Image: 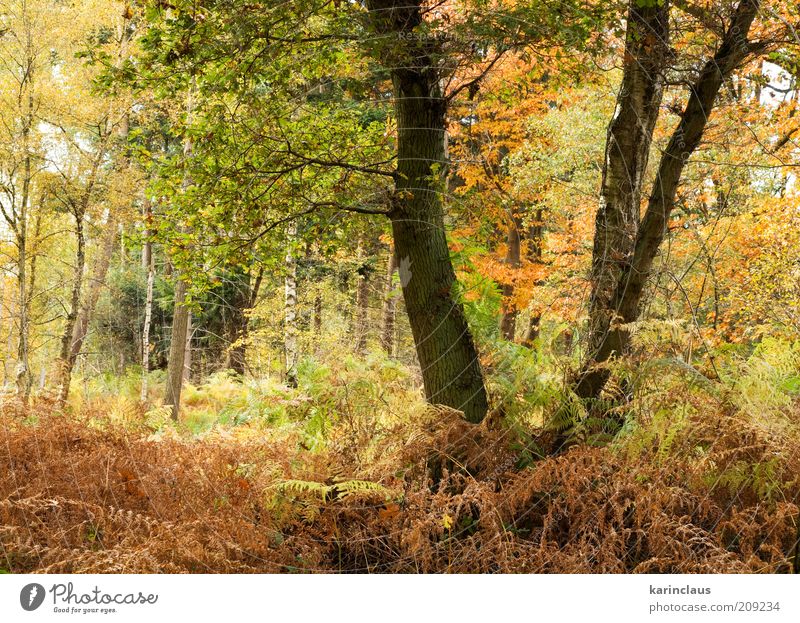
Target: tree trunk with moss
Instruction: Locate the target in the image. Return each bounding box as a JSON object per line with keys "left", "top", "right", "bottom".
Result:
{"left": 165, "top": 277, "right": 190, "bottom": 420}
{"left": 367, "top": 0, "right": 488, "bottom": 422}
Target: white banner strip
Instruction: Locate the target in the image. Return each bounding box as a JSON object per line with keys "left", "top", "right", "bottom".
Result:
{"left": 1, "top": 574, "right": 797, "bottom": 623}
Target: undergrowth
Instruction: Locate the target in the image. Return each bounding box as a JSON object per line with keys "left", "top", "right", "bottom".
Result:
{"left": 1, "top": 345, "right": 799, "bottom": 573}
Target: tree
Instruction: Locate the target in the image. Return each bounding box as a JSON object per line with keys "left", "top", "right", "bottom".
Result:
{"left": 576, "top": 0, "right": 768, "bottom": 400}
{"left": 122, "top": 0, "right": 605, "bottom": 422}
{"left": 53, "top": 10, "right": 136, "bottom": 404}
{"left": 163, "top": 86, "right": 195, "bottom": 420}
{"left": 284, "top": 221, "right": 299, "bottom": 387}
{"left": 141, "top": 196, "right": 155, "bottom": 400}
{"left": 575, "top": 0, "right": 671, "bottom": 398}
{"left": 0, "top": 0, "right": 52, "bottom": 399}
{"left": 381, "top": 246, "right": 398, "bottom": 355}
{"left": 362, "top": 0, "right": 601, "bottom": 419}
{"left": 0, "top": 0, "right": 126, "bottom": 400}
{"left": 361, "top": 0, "right": 490, "bottom": 421}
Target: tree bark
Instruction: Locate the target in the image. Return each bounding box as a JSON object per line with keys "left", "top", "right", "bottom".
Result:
{"left": 576, "top": 0, "right": 671, "bottom": 398}
{"left": 141, "top": 236, "right": 154, "bottom": 401}
{"left": 576, "top": 0, "right": 760, "bottom": 399}
{"left": 165, "top": 277, "right": 190, "bottom": 420}
{"left": 183, "top": 311, "right": 193, "bottom": 382}
{"left": 367, "top": 0, "right": 489, "bottom": 422}
{"left": 55, "top": 210, "right": 85, "bottom": 403}
{"left": 381, "top": 248, "right": 398, "bottom": 356}
{"left": 164, "top": 86, "right": 196, "bottom": 420}
{"left": 141, "top": 194, "right": 155, "bottom": 401}
{"left": 355, "top": 255, "right": 371, "bottom": 354}
{"left": 521, "top": 209, "right": 545, "bottom": 347}
{"left": 500, "top": 211, "right": 521, "bottom": 341}
{"left": 15, "top": 188, "right": 29, "bottom": 401}
{"left": 0, "top": 276, "right": 5, "bottom": 385}
{"left": 15, "top": 76, "right": 35, "bottom": 402}
{"left": 5, "top": 289, "right": 14, "bottom": 387}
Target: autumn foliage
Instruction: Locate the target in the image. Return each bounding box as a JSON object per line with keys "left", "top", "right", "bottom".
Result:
{"left": 1, "top": 0, "right": 800, "bottom": 577}
{"left": 2, "top": 365, "right": 798, "bottom": 573}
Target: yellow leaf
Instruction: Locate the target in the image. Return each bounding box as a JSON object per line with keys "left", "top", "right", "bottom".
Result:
{"left": 442, "top": 513, "right": 453, "bottom": 530}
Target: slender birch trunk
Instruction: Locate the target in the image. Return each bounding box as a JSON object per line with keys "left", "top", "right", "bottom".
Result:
{"left": 284, "top": 221, "right": 299, "bottom": 387}
{"left": 55, "top": 209, "right": 85, "bottom": 403}
{"left": 15, "top": 75, "right": 34, "bottom": 402}
{"left": 141, "top": 239, "right": 154, "bottom": 401}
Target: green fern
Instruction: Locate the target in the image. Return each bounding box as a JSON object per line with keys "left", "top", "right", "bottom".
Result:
{"left": 144, "top": 405, "right": 173, "bottom": 432}
{"left": 270, "top": 478, "right": 390, "bottom": 502}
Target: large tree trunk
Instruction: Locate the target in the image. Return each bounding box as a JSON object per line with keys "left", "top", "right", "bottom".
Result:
{"left": 576, "top": 0, "right": 760, "bottom": 399}
{"left": 367, "top": 0, "right": 488, "bottom": 423}
{"left": 575, "top": 0, "right": 671, "bottom": 398}
{"left": 576, "top": 0, "right": 671, "bottom": 397}
{"left": 500, "top": 211, "right": 521, "bottom": 341}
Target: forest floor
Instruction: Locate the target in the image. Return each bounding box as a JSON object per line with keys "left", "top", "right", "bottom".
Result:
{"left": 1, "top": 363, "right": 800, "bottom": 573}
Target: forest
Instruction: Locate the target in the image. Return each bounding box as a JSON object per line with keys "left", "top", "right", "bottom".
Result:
{"left": 0, "top": 0, "right": 799, "bottom": 574}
